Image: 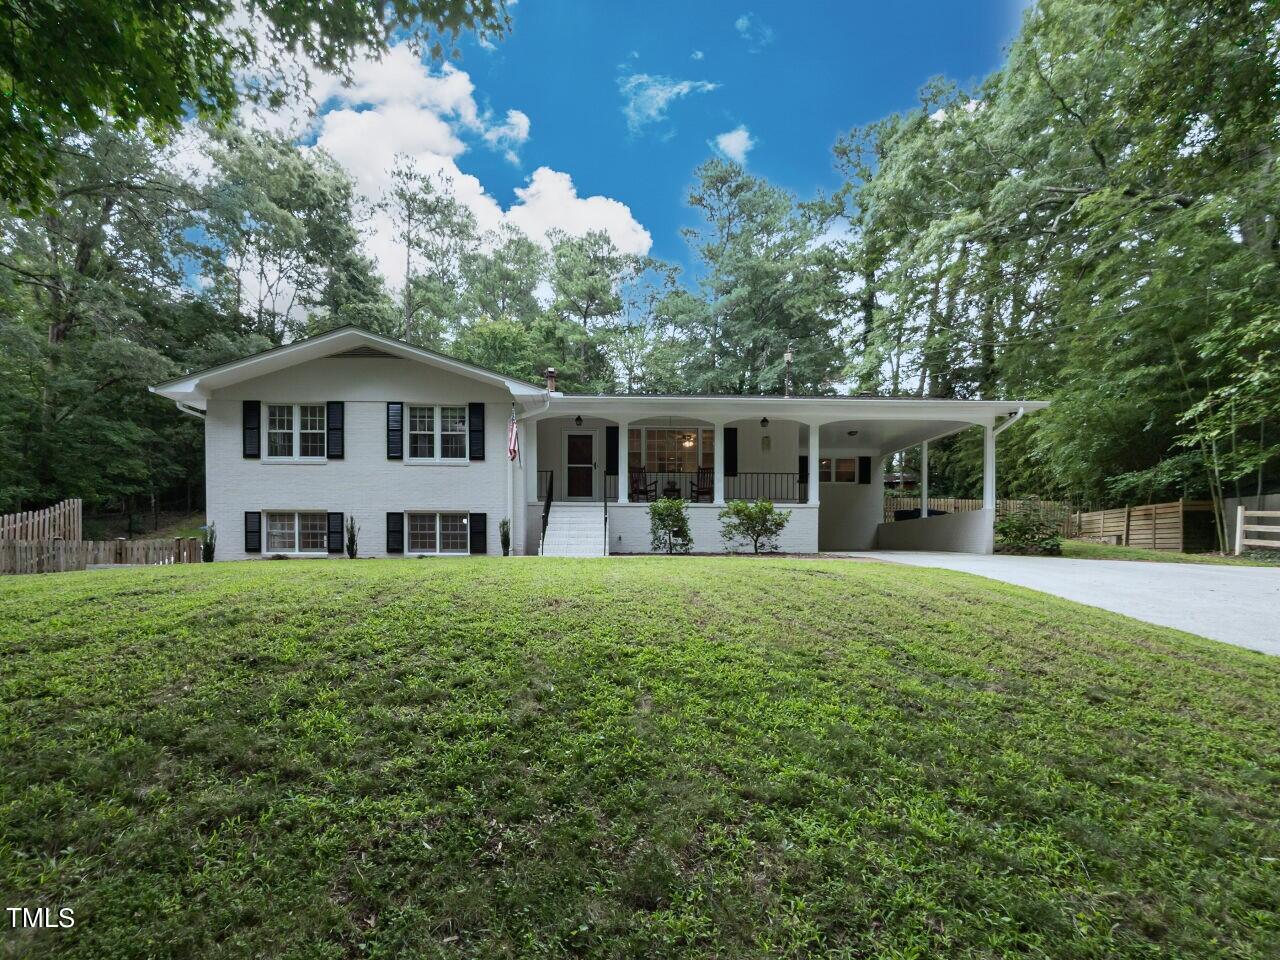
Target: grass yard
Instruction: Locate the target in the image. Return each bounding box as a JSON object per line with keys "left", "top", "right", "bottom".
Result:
{"left": 1061, "top": 538, "right": 1280, "bottom": 567}
{"left": 1, "top": 558, "right": 1278, "bottom": 959}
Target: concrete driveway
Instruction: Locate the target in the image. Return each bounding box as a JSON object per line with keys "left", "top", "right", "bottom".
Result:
{"left": 840, "top": 551, "right": 1280, "bottom": 655}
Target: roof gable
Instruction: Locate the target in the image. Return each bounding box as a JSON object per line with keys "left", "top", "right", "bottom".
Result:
{"left": 150, "top": 326, "right": 546, "bottom": 408}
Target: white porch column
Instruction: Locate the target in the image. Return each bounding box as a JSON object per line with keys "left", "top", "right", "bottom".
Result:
{"left": 713, "top": 422, "right": 725, "bottom": 504}
{"left": 982, "top": 423, "right": 996, "bottom": 510}
{"left": 524, "top": 420, "right": 538, "bottom": 502}
{"left": 807, "top": 423, "right": 821, "bottom": 505}
{"left": 616, "top": 420, "right": 629, "bottom": 503}
{"left": 920, "top": 441, "right": 929, "bottom": 518}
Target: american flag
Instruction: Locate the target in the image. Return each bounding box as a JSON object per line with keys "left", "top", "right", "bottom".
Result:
{"left": 507, "top": 412, "right": 519, "bottom": 461}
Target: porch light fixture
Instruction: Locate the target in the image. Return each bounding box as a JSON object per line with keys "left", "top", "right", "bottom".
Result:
{"left": 847, "top": 430, "right": 858, "bottom": 437}
{"left": 760, "top": 417, "right": 769, "bottom": 429}
{"left": 574, "top": 415, "right": 583, "bottom": 426}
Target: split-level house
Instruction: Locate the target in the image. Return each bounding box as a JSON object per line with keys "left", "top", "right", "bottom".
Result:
{"left": 150, "top": 326, "right": 1047, "bottom": 559}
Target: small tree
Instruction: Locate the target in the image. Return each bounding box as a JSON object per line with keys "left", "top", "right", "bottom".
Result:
{"left": 200, "top": 522, "right": 216, "bottom": 563}
{"left": 718, "top": 499, "right": 791, "bottom": 554}
{"left": 345, "top": 516, "right": 360, "bottom": 559}
{"left": 499, "top": 517, "right": 511, "bottom": 556}
{"left": 649, "top": 498, "right": 693, "bottom": 554}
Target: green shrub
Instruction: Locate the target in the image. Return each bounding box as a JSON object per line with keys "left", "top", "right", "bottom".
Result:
{"left": 719, "top": 499, "right": 792, "bottom": 553}
{"left": 200, "top": 522, "right": 216, "bottom": 562}
{"left": 344, "top": 516, "right": 359, "bottom": 559}
{"left": 499, "top": 518, "right": 511, "bottom": 556}
{"left": 995, "top": 509, "right": 1062, "bottom": 555}
{"left": 649, "top": 498, "right": 693, "bottom": 554}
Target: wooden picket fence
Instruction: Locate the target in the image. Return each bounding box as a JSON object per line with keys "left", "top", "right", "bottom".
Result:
{"left": 1073, "top": 499, "right": 1216, "bottom": 552}
{"left": 884, "top": 497, "right": 1075, "bottom": 533}
{"left": 0, "top": 498, "right": 82, "bottom": 541}
{"left": 0, "top": 537, "right": 203, "bottom": 575}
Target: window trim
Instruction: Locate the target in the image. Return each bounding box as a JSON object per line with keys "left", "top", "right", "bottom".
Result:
{"left": 405, "top": 404, "right": 469, "bottom": 463}
{"left": 404, "top": 510, "right": 471, "bottom": 555}
{"left": 263, "top": 403, "right": 328, "bottom": 462}
{"left": 263, "top": 510, "right": 330, "bottom": 555}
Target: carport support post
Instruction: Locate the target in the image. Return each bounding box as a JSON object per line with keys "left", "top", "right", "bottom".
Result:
{"left": 713, "top": 422, "right": 725, "bottom": 504}
{"left": 920, "top": 441, "right": 929, "bottom": 518}
{"left": 617, "top": 419, "right": 629, "bottom": 503}
{"left": 807, "top": 424, "right": 820, "bottom": 505}
{"left": 982, "top": 423, "right": 996, "bottom": 510}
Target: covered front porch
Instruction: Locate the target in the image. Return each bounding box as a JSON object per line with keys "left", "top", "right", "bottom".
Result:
{"left": 517, "top": 396, "right": 1041, "bottom": 556}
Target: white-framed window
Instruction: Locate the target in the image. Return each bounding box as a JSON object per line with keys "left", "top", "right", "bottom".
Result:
{"left": 265, "top": 403, "right": 326, "bottom": 460}
{"left": 833, "top": 457, "right": 858, "bottom": 483}
{"left": 265, "top": 511, "right": 327, "bottom": 553}
{"left": 406, "top": 405, "right": 468, "bottom": 461}
{"left": 406, "top": 511, "right": 469, "bottom": 554}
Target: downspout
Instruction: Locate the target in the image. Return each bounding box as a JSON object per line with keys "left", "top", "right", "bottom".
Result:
{"left": 514, "top": 395, "right": 552, "bottom": 556}
{"left": 993, "top": 405, "right": 1025, "bottom": 436}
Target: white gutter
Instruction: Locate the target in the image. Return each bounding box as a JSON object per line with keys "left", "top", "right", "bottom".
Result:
{"left": 174, "top": 401, "right": 206, "bottom": 420}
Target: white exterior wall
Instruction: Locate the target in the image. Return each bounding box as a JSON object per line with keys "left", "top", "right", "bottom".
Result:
{"left": 875, "top": 509, "right": 995, "bottom": 554}
{"left": 206, "top": 357, "right": 520, "bottom": 559}
{"left": 607, "top": 502, "right": 819, "bottom": 554}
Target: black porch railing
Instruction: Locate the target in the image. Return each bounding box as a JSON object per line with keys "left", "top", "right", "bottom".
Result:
{"left": 539, "top": 470, "right": 807, "bottom": 503}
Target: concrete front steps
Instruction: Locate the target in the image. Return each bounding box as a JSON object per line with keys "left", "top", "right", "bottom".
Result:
{"left": 541, "top": 503, "right": 607, "bottom": 557}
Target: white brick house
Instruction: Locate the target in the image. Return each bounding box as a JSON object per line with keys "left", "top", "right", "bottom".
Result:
{"left": 151, "top": 327, "right": 1047, "bottom": 558}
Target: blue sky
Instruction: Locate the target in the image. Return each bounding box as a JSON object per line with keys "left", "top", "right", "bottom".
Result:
{"left": 251, "top": 1, "right": 1031, "bottom": 287}
{"left": 454, "top": 1, "right": 1030, "bottom": 267}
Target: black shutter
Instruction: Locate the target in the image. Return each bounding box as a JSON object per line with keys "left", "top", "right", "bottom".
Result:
{"left": 858, "top": 456, "right": 872, "bottom": 484}
{"left": 798, "top": 455, "right": 808, "bottom": 486}
{"left": 469, "top": 513, "right": 487, "bottom": 554}
{"left": 244, "top": 511, "right": 261, "bottom": 553}
{"left": 386, "top": 512, "right": 404, "bottom": 553}
{"left": 326, "top": 402, "right": 344, "bottom": 460}
{"left": 242, "top": 401, "right": 260, "bottom": 459}
{"left": 724, "top": 427, "right": 738, "bottom": 477}
{"left": 386, "top": 403, "right": 403, "bottom": 460}
{"left": 605, "top": 425, "right": 619, "bottom": 476}
{"left": 468, "top": 402, "right": 485, "bottom": 461}
{"left": 327, "top": 512, "right": 343, "bottom": 554}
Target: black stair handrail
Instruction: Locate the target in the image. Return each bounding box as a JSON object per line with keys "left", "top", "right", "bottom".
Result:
{"left": 540, "top": 470, "right": 554, "bottom": 553}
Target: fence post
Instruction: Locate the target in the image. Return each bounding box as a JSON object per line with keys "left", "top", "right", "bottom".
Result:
{"left": 1122, "top": 506, "right": 1131, "bottom": 546}
{"left": 1235, "top": 504, "right": 1246, "bottom": 556}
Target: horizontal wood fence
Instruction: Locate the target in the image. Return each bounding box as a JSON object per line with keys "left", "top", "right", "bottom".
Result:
{"left": 883, "top": 497, "right": 1074, "bottom": 533}
{"left": 1073, "top": 499, "right": 1215, "bottom": 552}
{"left": 1234, "top": 506, "right": 1280, "bottom": 554}
{"left": 0, "top": 537, "right": 203, "bottom": 575}
{"left": 0, "top": 498, "right": 82, "bottom": 542}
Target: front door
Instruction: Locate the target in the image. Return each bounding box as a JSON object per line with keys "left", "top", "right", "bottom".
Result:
{"left": 566, "top": 433, "right": 595, "bottom": 499}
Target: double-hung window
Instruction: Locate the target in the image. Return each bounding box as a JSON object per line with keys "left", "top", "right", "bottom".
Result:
{"left": 266, "top": 404, "right": 326, "bottom": 460}
{"left": 406, "top": 512, "right": 469, "bottom": 553}
{"left": 265, "top": 511, "right": 327, "bottom": 553}
{"left": 406, "top": 405, "right": 467, "bottom": 461}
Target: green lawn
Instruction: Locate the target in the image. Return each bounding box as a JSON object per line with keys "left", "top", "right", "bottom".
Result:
{"left": 1062, "top": 538, "right": 1280, "bottom": 567}
{"left": 1, "top": 558, "right": 1277, "bottom": 958}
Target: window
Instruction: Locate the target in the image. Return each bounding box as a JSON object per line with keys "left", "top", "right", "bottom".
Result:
{"left": 409, "top": 406, "right": 435, "bottom": 459}
{"left": 819, "top": 457, "right": 833, "bottom": 480}
{"left": 265, "top": 511, "right": 327, "bottom": 553}
{"left": 408, "top": 512, "right": 437, "bottom": 552}
{"left": 267, "top": 405, "right": 293, "bottom": 458}
{"left": 441, "top": 406, "right": 467, "bottom": 459}
{"left": 834, "top": 458, "right": 858, "bottom": 482}
{"left": 265, "top": 404, "right": 325, "bottom": 460}
{"left": 406, "top": 405, "right": 467, "bottom": 461}
{"left": 406, "top": 512, "right": 469, "bottom": 553}
{"left": 642, "top": 428, "right": 713, "bottom": 474}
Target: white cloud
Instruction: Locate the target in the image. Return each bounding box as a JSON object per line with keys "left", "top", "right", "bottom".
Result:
{"left": 482, "top": 108, "right": 531, "bottom": 164}
{"left": 232, "top": 44, "right": 651, "bottom": 289}
{"left": 691, "top": 49, "right": 704, "bottom": 60}
{"left": 734, "top": 12, "right": 774, "bottom": 52}
{"left": 618, "top": 72, "right": 720, "bottom": 133}
{"left": 507, "top": 168, "right": 652, "bottom": 255}
{"left": 713, "top": 125, "right": 755, "bottom": 164}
